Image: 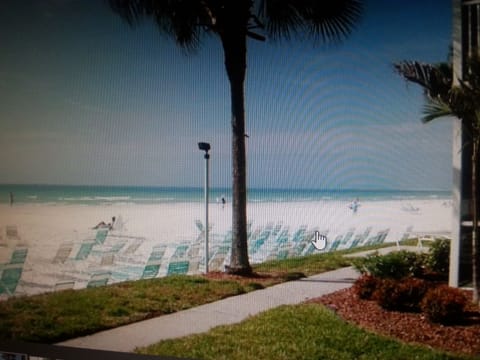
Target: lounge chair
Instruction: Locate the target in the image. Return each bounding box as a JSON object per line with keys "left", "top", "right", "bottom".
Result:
{"left": 101, "top": 253, "right": 115, "bottom": 266}
{"left": 10, "top": 247, "right": 28, "bottom": 264}
{"left": 0, "top": 267, "right": 23, "bottom": 295}
{"left": 87, "top": 271, "right": 111, "bottom": 288}
{"left": 95, "top": 229, "right": 108, "bottom": 245}
{"left": 53, "top": 243, "right": 73, "bottom": 264}
{"left": 123, "top": 239, "right": 143, "bottom": 254}
{"left": 417, "top": 234, "right": 436, "bottom": 248}
{"left": 6, "top": 225, "right": 19, "bottom": 239}
{"left": 142, "top": 264, "right": 160, "bottom": 279}
{"left": 55, "top": 281, "right": 75, "bottom": 291}
{"left": 171, "top": 245, "right": 189, "bottom": 259}
{"left": 75, "top": 242, "right": 95, "bottom": 260}
{"left": 167, "top": 261, "right": 189, "bottom": 275}
{"left": 291, "top": 226, "right": 307, "bottom": 243}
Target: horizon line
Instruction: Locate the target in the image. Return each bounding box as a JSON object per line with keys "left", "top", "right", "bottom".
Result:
{"left": 0, "top": 183, "right": 452, "bottom": 193}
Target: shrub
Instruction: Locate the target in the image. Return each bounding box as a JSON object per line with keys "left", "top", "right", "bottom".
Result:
{"left": 353, "top": 274, "right": 379, "bottom": 300}
{"left": 353, "top": 251, "right": 425, "bottom": 279}
{"left": 425, "top": 239, "right": 450, "bottom": 276}
{"left": 420, "top": 285, "right": 467, "bottom": 324}
{"left": 374, "top": 277, "right": 429, "bottom": 312}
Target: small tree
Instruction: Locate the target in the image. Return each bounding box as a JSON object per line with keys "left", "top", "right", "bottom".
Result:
{"left": 395, "top": 57, "right": 480, "bottom": 304}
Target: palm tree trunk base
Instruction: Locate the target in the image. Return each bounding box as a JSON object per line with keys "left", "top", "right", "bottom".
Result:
{"left": 224, "top": 264, "right": 253, "bottom": 276}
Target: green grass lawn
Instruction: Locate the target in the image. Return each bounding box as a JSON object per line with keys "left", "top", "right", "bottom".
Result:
{"left": 0, "top": 275, "right": 248, "bottom": 343}
{"left": 138, "top": 304, "right": 466, "bottom": 360}
{"left": 254, "top": 251, "right": 353, "bottom": 276}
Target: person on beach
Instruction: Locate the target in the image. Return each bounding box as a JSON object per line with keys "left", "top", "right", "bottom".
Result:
{"left": 9, "top": 192, "right": 14, "bottom": 206}
{"left": 109, "top": 216, "right": 116, "bottom": 230}
{"left": 94, "top": 216, "right": 116, "bottom": 230}
{"left": 221, "top": 196, "right": 226, "bottom": 209}
{"left": 93, "top": 221, "right": 108, "bottom": 229}
{"left": 349, "top": 198, "right": 360, "bottom": 213}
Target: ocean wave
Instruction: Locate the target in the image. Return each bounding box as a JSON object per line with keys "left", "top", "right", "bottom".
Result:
{"left": 59, "top": 197, "right": 96, "bottom": 201}
{"left": 130, "top": 197, "right": 177, "bottom": 202}
{"left": 58, "top": 196, "right": 132, "bottom": 202}
{"left": 94, "top": 196, "right": 131, "bottom": 201}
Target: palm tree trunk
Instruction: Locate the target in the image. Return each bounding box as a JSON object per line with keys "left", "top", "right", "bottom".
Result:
{"left": 473, "top": 138, "right": 480, "bottom": 304}
{"left": 221, "top": 29, "right": 252, "bottom": 275}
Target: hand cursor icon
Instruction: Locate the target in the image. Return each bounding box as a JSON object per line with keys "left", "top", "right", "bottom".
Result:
{"left": 312, "top": 231, "right": 327, "bottom": 251}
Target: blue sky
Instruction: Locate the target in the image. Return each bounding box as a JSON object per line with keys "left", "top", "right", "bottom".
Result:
{"left": 0, "top": 0, "right": 452, "bottom": 190}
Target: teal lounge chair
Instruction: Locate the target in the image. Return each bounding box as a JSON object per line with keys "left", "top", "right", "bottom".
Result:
{"left": 10, "top": 247, "right": 28, "bottom": 264}
{"left": 87, "top": 271, "right": 111, "bottom": 288}
{"left": 167, "top": 261, "right": 189, "bottom": 275}
{"left": 75, "top": 242, "right": 95, "bottom": 260}
{"left": 0, "top": 267, "right": 23, "bottom": 295}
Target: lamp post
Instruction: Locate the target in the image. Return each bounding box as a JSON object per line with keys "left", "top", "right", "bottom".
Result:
{"left": 198, "top": 142, "right": 210, "bottom": 273}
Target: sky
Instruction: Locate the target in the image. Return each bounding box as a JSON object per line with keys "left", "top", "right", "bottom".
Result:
{"left": 0, "top": 0, "right": 453, "bottom": 191}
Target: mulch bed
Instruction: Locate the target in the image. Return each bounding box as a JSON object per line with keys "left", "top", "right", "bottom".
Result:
{"left": 309, "top": 287, "right": 480, "bottom": 357}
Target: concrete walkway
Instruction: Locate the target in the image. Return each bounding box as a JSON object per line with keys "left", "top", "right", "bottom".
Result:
{"left": 58, "top": 266, "right": 359, "bottom": 353}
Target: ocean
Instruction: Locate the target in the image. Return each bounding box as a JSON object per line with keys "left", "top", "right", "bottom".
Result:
{"left": 0, "top": 184, "right": 452, "bottom": 205}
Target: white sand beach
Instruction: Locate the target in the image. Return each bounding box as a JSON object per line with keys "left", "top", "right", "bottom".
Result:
{"left": 0, "top": 199, "right": 451, "bottom": 298}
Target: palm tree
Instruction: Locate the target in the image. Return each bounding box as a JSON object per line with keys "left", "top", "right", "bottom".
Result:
{"left": 108, "top": 0, "right": 363, "bottom": 275}
{"left": 395, "top": 57, "right": 480, "bottom": 303}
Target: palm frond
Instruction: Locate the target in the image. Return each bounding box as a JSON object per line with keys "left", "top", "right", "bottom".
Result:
{"left": 394, "top": 61, "right": 452, "bottom": 100}
{"left": 422, "top": 98, "right": 453, "bottom": 124}
{"left": 108, "top": 0, "right": 213, "bottom": 52}
{"left": 108, "top": 0, "right": 146, "bottom": 25}
{"left": 259, "top": 0, "right": 362, "bottom": 43}
{"left": 257, "top": 0, "right": 302, "bottom": 41}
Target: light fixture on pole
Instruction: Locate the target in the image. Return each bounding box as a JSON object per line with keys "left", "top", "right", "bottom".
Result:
{"left": 198, "top": 142, "right": 210, "bottom": 273}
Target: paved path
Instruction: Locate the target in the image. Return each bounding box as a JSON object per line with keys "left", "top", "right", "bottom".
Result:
{"left": 58, "top": 266, "right": 359, "bottom": 353}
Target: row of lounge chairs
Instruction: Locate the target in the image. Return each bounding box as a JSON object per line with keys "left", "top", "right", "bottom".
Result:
{"left": 48, "top": 219, "right": 399, "bottom": 294}
{"left": 247, "top": 222, "right": 394, "bottom": 262}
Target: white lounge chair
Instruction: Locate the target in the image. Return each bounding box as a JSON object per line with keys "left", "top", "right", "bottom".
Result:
{"left": 417, "top": 234, "right": 436, "bottom": 248}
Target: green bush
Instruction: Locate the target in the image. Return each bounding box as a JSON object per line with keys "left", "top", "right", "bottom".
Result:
{"left": 353, "top": 251, "right": 425, "bottom": 279}
{"left": 420, "top": 285, "right": 467, "bottom": 324}
{"left": 425, "top": 239, "right": 450, "bottom": 276}
{"left": 374, "top": 277, "right": 429, "bottom": 312}
{"left": 353, "top": 274, "right": 379, "bottom": 300}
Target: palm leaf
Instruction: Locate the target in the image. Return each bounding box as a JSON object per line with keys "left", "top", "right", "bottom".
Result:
{"left": 421, "top": 98, "right": 453, "bottom": 124}
{"left": 108, "top": 0, "right": 212, "bottom": 51}
{"left": 394, "top": 61, "right": 452, "bottom": 101}
{"left": 259, "top": 0, "right": 362, "bottom": 43}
